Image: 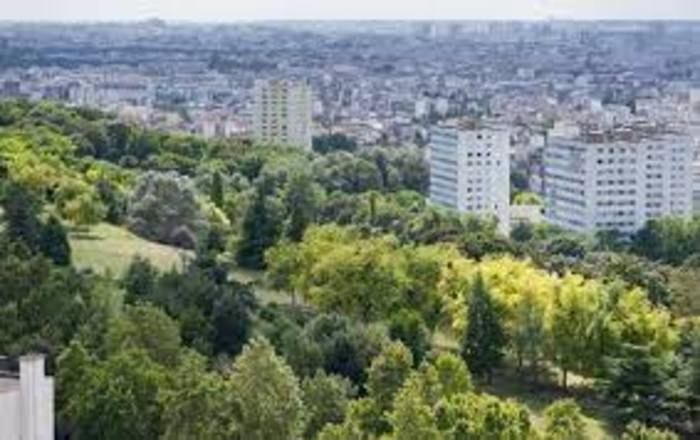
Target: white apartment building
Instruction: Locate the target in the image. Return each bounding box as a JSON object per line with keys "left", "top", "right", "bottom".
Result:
{"left": 252, "top": 79, "right": 312, "bottom": 150}
{"left": 428, "top": 120, "right": 511, "bottom": 234}
{"left": 544, "top": 123, "right": 693, "bottom": 234}
{"left": 0, "top": 355, "right": 54, "bottom": 440}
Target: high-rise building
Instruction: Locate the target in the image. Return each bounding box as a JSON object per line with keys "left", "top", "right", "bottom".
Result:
{"left": 0, "top": 355, "right": 54, "bottom": 440}
{"left": 544, "top": 122, "right": 693, "bottom": 234}
{"left": 428, "top": 119, "right": 511, "bottom": 234}
{"left": 252, "top": 79, "right": 312, "bottom": 150}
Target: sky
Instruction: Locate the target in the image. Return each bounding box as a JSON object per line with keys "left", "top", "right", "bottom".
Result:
{"left": 1, "top": 0, "right": 699, "bottom": 22}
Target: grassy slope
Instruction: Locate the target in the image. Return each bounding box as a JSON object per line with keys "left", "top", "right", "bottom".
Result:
{"left": 70, "top": 223, "right": 293, "bottom": 305}
{"left": 71, "top": 223, "right": 614, "bottom": 437}
{"left": 69, "top": 223, "right": 191, "bottom": 276}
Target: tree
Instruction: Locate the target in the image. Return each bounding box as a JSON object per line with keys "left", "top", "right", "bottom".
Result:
{"left": 366, "top": 341, "right": 414, "bottom": 411}
{"left": 229, "top": 338, "right": 307, "bottom": 440}
{"left": 621, "top": 422, "right": 679, "bottom": 440}
{"left": 390, "top": 375, "right": 441, "bottom": 440}
{"left": 602, "top": 344, "right": 689, "bottom": 428}
{"left": 389, "top": 309, "right": 430, "bottom": 365}
{"left": 461, "top": 273, "right": 506, "bottom": 382}
{"left": 61, "top": 191, "right": 106, "bottom": 228}
{"left": 432, "top": 352, "right": 472, "bottom": 398}
{"left": 1, "top": 182, "right": 42, "bottom": 252}
{"left": 302, "top": 371, "right": 355, "bottom": 439}
{"left": 160, "top": 352, "right": 235, "bottom": 440}
{"left": 210, "top": 286, "right": 255, "bottom": 356}
{"left": 547, "top": 275, "right": 603, "bottom": 389}
{"left": 283, "top": 172, "right": 320, "bottom": 242}
{"left": 122, "top": 256, "right": 158, "bottom": 302}
{"left": 236, "top": 179, "right": 283, "bottom": 269}
{"left": 210, "top": 170, "right": 224, "bottom": 208}
{"left": 105, "top": 303, "right": 182, "bottom": 367}
{"left": 434, "top": 393, "right": 532, "bottom": 439}
{"left": 542, "top": 399, "right": 586, "bottom": 440}
{"left": 127, "top": 171, "right": 208, "bottom": 249}
{"left": 61, "top": 349, "right": 167, "bottom": 440}
{"left": 39, "top": 215, "right": 71, "bottom": 265}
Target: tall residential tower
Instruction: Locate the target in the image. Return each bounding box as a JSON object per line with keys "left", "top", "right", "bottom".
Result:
{"left": 252, "top": 79, "right": 313, "bottom": 150}
{"left": 428, "top": 119, "right": 511, "bottom": 234}
{"left": 544, "top": 122, "right": 693, "bottom": 234}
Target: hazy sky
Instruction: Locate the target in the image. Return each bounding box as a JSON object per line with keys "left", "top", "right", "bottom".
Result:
{"left": 2, "top": 0, "right": 699, "bottom": 22}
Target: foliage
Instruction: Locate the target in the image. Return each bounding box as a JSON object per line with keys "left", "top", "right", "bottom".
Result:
{"left": 229, "top": 337, "right": 307, "bottom": 440}
{"left": 461, "top": 273, "right": 506, "bottom": 381}
{"left": 542, "top": 399, "right": 587, "bottom": 440}
{"left": 127, "top": 171, "right": 208, "bottom": 249}
{"left": 302, "top": 371, "right": 355, "bottom": 439}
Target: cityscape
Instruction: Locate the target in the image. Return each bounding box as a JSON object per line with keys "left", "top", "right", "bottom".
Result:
{"left": 2, "top": 5, "right": 700, "bottom": 440}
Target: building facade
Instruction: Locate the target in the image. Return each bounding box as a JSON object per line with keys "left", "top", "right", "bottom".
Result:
{"left": 544, "top": 123, "right": 693, "bottom": 234}
{"left": 252, "top": 79, "right": 313, "bottom": 150}
{"left": 0, "top": 355, "right": 54, "bottom": 440}
{"left": 428, "top": 120, "right": 511, "bottom": 234}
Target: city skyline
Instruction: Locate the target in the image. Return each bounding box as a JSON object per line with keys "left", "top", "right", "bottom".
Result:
{"left": 2, "top": 0, "right": 700, "bottom": 22}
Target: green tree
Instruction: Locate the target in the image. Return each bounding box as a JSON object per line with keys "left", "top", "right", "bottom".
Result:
{"left": 542, "top": 399, "right": 586, "bottom": 440}
{"left": 127, "top": 171, "right": 208, "bottom": 249}
{"left": 461, "top": 273, "right": 506, "bottom": 382}
{"left": 366, "top": 341, "right": 414, "bottom": 411}
{"left": 283, "top": 171, "right": 320, "bottom": 242}
{"left": 160, "top": 351, "right": 235, "bottom": 440}
{"left": 432, "top": 352, "right": 472, "bottom": 398}
{"left": 389, "top": 309, "right": 430, "bottom": 365}
{"left": 390, "top": 375, "right": 441, "bottom": 440}
{"left": 547, "top": 275, "right": 603, "bottom": 389}
{"left": 210, "top": 170, "right": 224, "bottom": 208}
{"left": 236, "top": 179, "right": 283, "bottom": 269}
{"left": 621, "top": 422, "right": 679, "bottom": 440}
{"left": 302, "top": 371, "right": 355, "bottom": 439}
{"left": 1, "top": 182, "right": 42, "bottom": 252}
{"left": 105, "top": 303, "right": 182, "bottom": 367}
{"left": 62, "top": 349, "right": 167, "bottom": 440}
{"left": 602, "top": 344, "right": 689, "bottom": 427}
{"left": 39, "top": 215, "right": 71, "bottom": 265}
{"left": 229, "top": 337, "right": 307, "bottom": 440}
{"left": 122, "top": 256, "right": 158, "bottom": 302}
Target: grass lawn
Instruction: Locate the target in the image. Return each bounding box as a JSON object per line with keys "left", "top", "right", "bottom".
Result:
{"left": 70, "top": 223, "right": 191, "bottom": 276}
{"left": 70, "top": 223, "right": 295, "bottom": 306}
{"left": 481, "top": 370, "right": 617, "bottom": 439}
{"left": 433, "top": 330, "right": 617, "bottom": 439}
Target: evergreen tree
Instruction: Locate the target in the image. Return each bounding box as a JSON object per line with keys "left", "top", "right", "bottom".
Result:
{"left": 603, "top": 344, "right": 689, "bottom": 428}
{"left": 236, "top": 179, "right": 283, "bottom": 269}
{"left": 210, "top": 170, "right": 224, "bottom": 209}
{"left": 39, "top": 215, "right": 71, "bottom": 266}
{"left": 283, "top": 172, "right": 318, "bottom": 242}
{"left": 460, "top": 273, "right": 506, "bottom": 382}
{"left": 1, "top": 182, "right": 42, "bottom": 252}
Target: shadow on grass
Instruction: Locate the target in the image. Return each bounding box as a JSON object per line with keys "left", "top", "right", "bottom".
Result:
{"left": 69, "top": 232, "right": 103, "bottom": 241}
{"left": 479, "top": 366, "right": 621, "bottom": 438}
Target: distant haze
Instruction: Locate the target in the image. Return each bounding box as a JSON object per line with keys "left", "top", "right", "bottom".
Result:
{"left": 1, "top": 0, "right": 699, "bottom": 22}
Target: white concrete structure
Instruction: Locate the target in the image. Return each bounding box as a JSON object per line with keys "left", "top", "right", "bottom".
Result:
{"left": 544, "top": 123, "right": 693, "bottom": 234}
{"left": 0, "top": 355, "right": 54, "bottom": 440}
{"left": 428, "top": 119, "right": 511, "bottom": 234}
{"left": 252, "top": 79, "right": 313, "bottom": 150}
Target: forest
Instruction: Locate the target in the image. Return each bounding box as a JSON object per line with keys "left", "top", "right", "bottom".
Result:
{"left": 0, "top": 99, "right": 699, "bottom": 439}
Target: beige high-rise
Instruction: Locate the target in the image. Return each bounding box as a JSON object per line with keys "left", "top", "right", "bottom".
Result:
{"left": 253, "top": 79, "right": 312, "bottom": 150}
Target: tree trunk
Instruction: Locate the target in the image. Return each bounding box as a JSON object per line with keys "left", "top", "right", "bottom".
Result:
{"left": 562, "top": 369, "right": 568, "bottom": 391}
